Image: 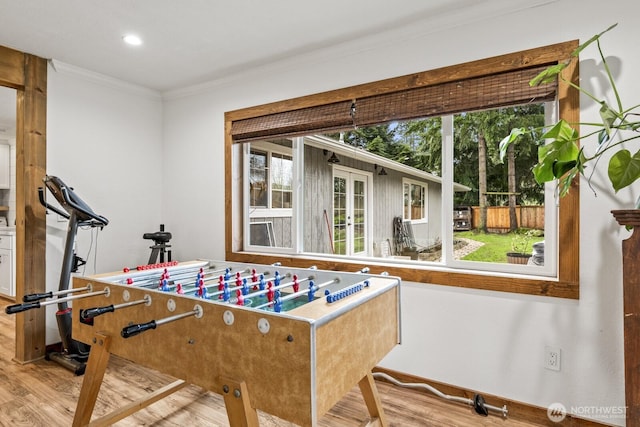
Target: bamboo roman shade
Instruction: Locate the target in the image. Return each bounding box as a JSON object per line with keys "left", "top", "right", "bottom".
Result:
{"left": 231, "top": 65, "right": 556, "bottom": 142}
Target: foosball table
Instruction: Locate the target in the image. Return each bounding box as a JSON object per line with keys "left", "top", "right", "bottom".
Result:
{"left": 68, "top": 259, "right": 401, "bottom": 426}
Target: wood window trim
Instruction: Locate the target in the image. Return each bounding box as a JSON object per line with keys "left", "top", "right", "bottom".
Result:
{"left": 225, "top": 40, "right": 580, "bottom": 299}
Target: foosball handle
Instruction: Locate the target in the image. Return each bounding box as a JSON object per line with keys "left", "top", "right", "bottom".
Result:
{"left": 121, "top": 320, "right": 157, "bottom": 338}
{"left": 5, "top": 302, "right": 41, "bottom": 314}
{"left": 22, "top": 292, "right": 53, "bottom": 302}
{"left": 81, "top": 305, "right": 115, "bottom": 320}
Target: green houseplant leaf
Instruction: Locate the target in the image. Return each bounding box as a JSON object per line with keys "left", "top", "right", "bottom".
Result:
{"left": 503, "top": 23, "right": 640, "bottom": 203}
{"left": 599, "top": 101, "right": 620, "bottom": 136}
{"left": 608, "top": 149, "right": 640, "bottom": 192}
{"left": 498, "top": 127, "right": 527, "bottom": 162}
{"left": 542, "top": 120, "right": 578, "bottom": 143}
{"left": 532, "top": 138, "right": 580, "bottom": 183}
{"left": 529, "top": 63, "right": 567, "bottom": 86}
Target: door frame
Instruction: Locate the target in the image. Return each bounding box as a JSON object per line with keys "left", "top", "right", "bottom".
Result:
{"left": 332, "top": 165, "right": 373, "bottom": 257}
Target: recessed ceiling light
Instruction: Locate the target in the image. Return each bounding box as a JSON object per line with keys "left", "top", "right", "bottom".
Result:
{"left": 122, "top": 34, "right": 143, "bottom": 46}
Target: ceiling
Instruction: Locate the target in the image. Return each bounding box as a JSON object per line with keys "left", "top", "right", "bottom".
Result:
{"left": 0, "top": 0, "right": 553, "bottom": 131}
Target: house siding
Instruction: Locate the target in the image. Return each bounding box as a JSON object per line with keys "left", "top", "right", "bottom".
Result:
{"left": 304, "top": 144, "right": 442, "bottom": 257}
{"left": 303, "top": 144, "right": 333, "bottom": 254}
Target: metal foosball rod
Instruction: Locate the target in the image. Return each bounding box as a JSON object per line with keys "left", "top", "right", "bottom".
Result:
{"left": 168, "top": 263, "right": 287, "bottom": 295}
{"left": 235, "top": 275, "right": 311, "bottom": 300}
{"left": 254, "top": 283, "right": 319, "bottom": 309}
{"left": 102, "top": 260, "right": 206, "bottom": 284}
{"left": 200, "top": 272, "right": 303, "bottom": 303}
{"left": 80, "top": 295, "right": 152, "bottom": 321}
{"left": 120, "top": 304, "right": 203, "bottom": 338}
{"left": 181, "top": 268, "right": 260, "bottom": 292}
{"left": 5, "top": 287, "right": 110, "bottom": 314}
{"left": 209, "top": 268, "right": 283, "bottom": 288}
{"left": 129, "top": 266, "right": 256, "bottom": 290}
{"left": 154, "top": 269, "right": 253, "bottom": 295}
{"left": 252, "top": 277, "right": 340, "bottom": 310}
{"left": 20, "top": 285, "right": 92, "bottom": 302}
{"left": 178, "top": 269, "right": 286, "bottom": 298}
{"left": 292, "top": 277, "right": 372, "bottom": 306}
{"left": 116, "top": 264, "right": 225, "bottom": 287}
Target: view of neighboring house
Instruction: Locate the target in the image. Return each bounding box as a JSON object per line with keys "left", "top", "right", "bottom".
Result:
{"left": 246, "top": 134, "right": 470, "bottom": 258}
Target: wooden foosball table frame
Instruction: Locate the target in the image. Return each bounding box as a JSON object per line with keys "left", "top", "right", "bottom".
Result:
{"left": 70, "top": 260, "right": 401, "bottom": 427}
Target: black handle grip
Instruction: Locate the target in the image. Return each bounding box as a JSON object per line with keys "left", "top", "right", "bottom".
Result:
{"left": 121, "top": 321, "right": 156, "bottom": 338}
{"left": 23, "top": 292, "right": 53, "bottom": 302}
{"left": 143, "top": 232, "right": 171, "bottom": 242}
{"left": 5, "top": 302, "right": 41, "bottom": 314}
{"left": 81, "top": 305, "right": 115, "bottom": 320}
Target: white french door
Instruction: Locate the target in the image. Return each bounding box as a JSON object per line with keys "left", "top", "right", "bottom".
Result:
{"left": 332, "top": 168, "right": 369, "bottom": 256}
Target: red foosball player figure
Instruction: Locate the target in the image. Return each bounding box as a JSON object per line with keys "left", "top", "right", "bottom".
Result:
{"left": 267, "top": 281, "right": 274, "bottom": 302}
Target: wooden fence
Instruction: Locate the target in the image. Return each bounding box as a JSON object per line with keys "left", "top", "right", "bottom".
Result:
{"left": 470, "top": 205, "right": 544, "bottom": 231}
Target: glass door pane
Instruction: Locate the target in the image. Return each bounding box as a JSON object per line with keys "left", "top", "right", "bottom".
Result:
{"left": 352, "top": 176, "right": 367, "bottom": 255}
{"left": 333, "top": 175, "right": 347, "bottom": 255}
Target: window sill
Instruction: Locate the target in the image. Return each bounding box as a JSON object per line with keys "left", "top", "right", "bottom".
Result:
{"left": 249, "top": 208, "right": 292, "bottom": 218}
{"left": 406, "top": 218, "right": 428, "bottom": 225}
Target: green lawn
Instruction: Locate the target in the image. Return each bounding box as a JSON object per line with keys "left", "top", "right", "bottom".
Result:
{"left": 455, "top": 230, "right": 542, "bottom": 263}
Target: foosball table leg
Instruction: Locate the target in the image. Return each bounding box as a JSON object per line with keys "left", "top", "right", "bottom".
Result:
{"left": 358, "top": 371, "right": 388, "bottom": 427}
{"left": 72, "top": 332, "right": 112, "bottom": 427}
{"left": 220, "top": 376, "right": 260, "bottom": 427}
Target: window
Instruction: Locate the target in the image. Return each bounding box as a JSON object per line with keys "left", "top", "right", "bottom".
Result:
{"left": 249, "top": 144, "right": 293, "bottom": 211}
{"left": 403, "top": 179, "right": 427, "bottom": 222}
{"left": 271, "top": 152, "right": 293, "bottom": 209}
{"left": 249, "top": 150, "right": 268, "bottom": 208}
{"left": 244, "top": 140, "right": 294, "bottom": 250}
{"left": 226, "top": 40, "right": 580, "bottom": 299}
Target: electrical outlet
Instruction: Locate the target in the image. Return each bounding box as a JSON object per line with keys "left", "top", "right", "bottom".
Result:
{"left": 544, "top": 345, "right": 561, "bottom": 371}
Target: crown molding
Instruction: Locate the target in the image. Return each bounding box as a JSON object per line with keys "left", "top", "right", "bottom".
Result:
{"left": 49, "top": 59, "right": 161, "bottom": 100}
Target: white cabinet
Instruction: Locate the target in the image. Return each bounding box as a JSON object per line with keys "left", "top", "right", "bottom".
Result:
{"left": 0, "top": 233, "right": 15, "bottom": 298}
{"left": 0, "top": 144, "right": 9, "bottom": 189}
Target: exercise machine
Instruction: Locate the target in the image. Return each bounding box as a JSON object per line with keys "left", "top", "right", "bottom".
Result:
{"left": 38, "top": 175, "right": 108, "bottom": 374}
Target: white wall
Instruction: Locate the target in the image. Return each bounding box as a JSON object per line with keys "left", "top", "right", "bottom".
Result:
{"left": 45, "top": 64, "right": 164, "bottom": 342}
{"left": 161, "top": 0, "right": 637, "bottom": 424}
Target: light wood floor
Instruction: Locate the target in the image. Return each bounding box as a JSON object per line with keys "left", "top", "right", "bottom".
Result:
{"left": 0, "top": 305, "right": 546, "bottom": 427}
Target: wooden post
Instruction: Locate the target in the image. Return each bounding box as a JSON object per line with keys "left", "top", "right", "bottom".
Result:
{"left": 73, "top": 333, "right": 112, "bottom": 427}
{"left": 9, "top": 50, "right": 48, "bottom": 363}
{"left": 219, "top": 376, "right": 259, "bottom": 427}
{"left": 358, "top": 371, "right": 388, "bottom": 427}
{"left": 612, "top": 209, "right": 640, "bottom": 426}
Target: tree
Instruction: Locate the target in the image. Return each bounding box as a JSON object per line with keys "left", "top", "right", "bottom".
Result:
{"left": 395, "top": 118, "right": 442, "bottom": 174}
{"left": 342, "top": 125, "right": 395, "bottom": 156}
{"left": 327, "top": 104, "right": 544, "bottom": 232}
{"left": 478, "top": 133, "right": 488, "bottom": 231}
{"left": 451, "top": 106, "right": 543, "bottom": 230}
